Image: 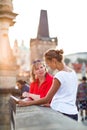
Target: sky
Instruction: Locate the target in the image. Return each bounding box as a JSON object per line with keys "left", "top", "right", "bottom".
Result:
{"left": 9, "top": 0, "right": 87, "bottom": 55}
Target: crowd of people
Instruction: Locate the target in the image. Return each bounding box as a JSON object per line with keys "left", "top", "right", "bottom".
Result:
{"left": 12, "top": 48, "right": 87, "bottom": 122}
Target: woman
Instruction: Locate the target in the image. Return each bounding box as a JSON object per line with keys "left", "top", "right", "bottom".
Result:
{"left": 22, "top": 60, "right": 53, "bottom": 102}
{"left": 18, "top": 49, "right": 78, "bottom": 121}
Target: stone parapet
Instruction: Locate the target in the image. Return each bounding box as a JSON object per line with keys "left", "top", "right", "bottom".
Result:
{"left": 15, "top": 106, "right": 87, "bottom": 130}
{"left": 0, "top": 93, "right": 11, "bottom": 130}
{"left": 0, "top": 88, "right": 21, "bottom": 130}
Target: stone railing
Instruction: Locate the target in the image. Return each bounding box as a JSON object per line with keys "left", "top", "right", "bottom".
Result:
{"left": 15, "top": 105, "right": 87, "bottom": 130}
{"left": 0, "top": 88, "right": 20, "bottom": 130}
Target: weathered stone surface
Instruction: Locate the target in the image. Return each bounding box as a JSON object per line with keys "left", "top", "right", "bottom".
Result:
{"left": 0, "top": 114, "right": 10, "bottom": 124}
{"left": 15, "top": 106, "right": 87, "bottom": 130}
{"left": 0, "top": 1, "right": 18, "bottom": 130}
{"left": 0, "top": 125, "right": 11, "bottom": 130}
{"left": 0, "top": 93, "right": 11, "bottom": 130}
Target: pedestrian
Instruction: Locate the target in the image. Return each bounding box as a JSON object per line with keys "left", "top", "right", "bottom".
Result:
{"left": 76, "top": 76, "right": 87, "bottom": 121}
{"left": 18, "top": 49, "right": 78, "bottom": 121}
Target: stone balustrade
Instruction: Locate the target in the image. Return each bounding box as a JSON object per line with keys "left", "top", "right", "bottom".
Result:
{"left": 15, "top": 105, "right": 87, "bottom": 130}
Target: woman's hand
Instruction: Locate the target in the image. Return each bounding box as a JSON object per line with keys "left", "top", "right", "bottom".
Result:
{"left": 42, "top": 103, "right": 50, "bottom": 107}
{"left": 22, "top": 92, "right": 29, "bottom": 98}
{"left": 18, "top": 100, "right": 32, "bottom": 107}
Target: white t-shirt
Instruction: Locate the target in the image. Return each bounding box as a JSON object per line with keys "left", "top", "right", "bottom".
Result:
{"left": 50, "top": 70, "right": 78, "bottom": 114}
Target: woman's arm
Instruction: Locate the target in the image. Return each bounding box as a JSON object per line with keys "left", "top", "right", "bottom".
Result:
{"left": 29, "top": 93, "right": 40, "bottom": 100}
{"left": 18, "top": 78, "right": 61, "bottom": 106}
{"left": 22, "top": 92, "right": 40, "bottom": 100}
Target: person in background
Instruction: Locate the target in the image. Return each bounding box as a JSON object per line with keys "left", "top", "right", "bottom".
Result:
{"left": 76, "top": 76, "right": 87, "bottom": 121}
{"left": 18, "top": 49, "right": 78, "bottom": 121}
{"left": 16, "top": 80, "right": 29, "bottom": 98}
{"left": 22, "top": 60, "right": 53, "bottom": 105}
{"left": 9, "top": 80, "right": 29, "bottom": 128}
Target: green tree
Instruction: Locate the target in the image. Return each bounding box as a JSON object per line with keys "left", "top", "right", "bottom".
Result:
{"left": 64, "top": 58, "right": 71, "bottom": 65}
{"left": 77, "top": 58, "right": 87, "bottom": 64}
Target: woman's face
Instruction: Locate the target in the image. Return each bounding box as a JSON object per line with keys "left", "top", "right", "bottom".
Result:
{"left": 34, "top": 64, "right": 46, "bottom": 78}
{"left": 45, "top": 59, "right": 56, "bottom": 70}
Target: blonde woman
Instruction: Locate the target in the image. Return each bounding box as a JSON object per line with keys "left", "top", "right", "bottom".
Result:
{"left": 22, "top": 60, "right": 53, "bottom": 103}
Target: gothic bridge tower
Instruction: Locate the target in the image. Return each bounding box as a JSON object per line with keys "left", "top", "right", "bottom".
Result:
{"left": 30, "top": 10, "right": 58, "bottom": 65}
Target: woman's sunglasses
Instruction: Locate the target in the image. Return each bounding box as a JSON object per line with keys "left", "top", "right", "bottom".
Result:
{"left": 32, "top": 60, "right": 41, "bottom": 64}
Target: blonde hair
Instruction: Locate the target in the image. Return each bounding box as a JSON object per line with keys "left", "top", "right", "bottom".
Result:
{"left": 30, "top": 60, "right": 47, "bottom": 82}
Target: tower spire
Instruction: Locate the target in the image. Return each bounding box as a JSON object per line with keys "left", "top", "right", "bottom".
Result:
{"left": 37, "top": 10, "right": 49, "bottom": 38}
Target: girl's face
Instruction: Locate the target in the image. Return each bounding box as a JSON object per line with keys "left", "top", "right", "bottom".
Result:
{"left": 45, "top": 59, "right": 57, "bottom": 70}
{"left": 16, "top": 82, "right": 22, "bottom": 89}
{"left": 34, "top": 64, "right": 46, "bottom": 78}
